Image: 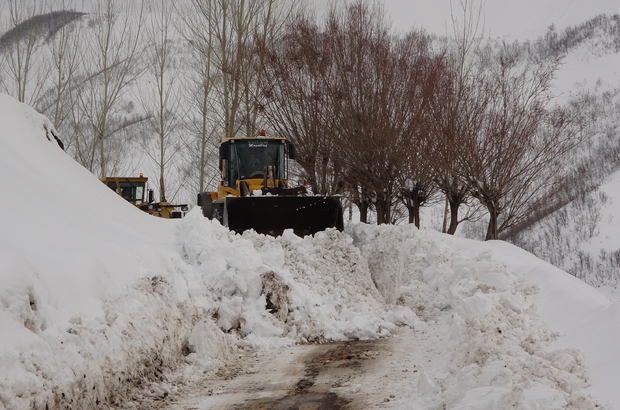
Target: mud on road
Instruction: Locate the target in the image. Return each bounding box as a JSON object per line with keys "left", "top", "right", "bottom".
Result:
{"left": 155, "top": 337, "right": 393, "bottom": 410}
{"left": 238, "top": 339, "right": 386, "bottom": 410}
{"left": 162, "top": 339, "right": 388, "bottom": 410}
{"left": 144, "top": 322, "right": 447, "bottom": 410}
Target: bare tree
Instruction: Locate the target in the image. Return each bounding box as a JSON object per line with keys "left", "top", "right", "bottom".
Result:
{"left": 182, "top": 0, "right": 298, "bottom": 140}
{"left": 393, "top": 32, "right": 444, "bottom": 228}
{"left": 321, "top": 1, "right": 443, "bottom": 225}
{"left": 397, "top": 140, "right": 438, "bottom": 228}
{"left": 176, "top": 0, "right": 221, "bottom": 195}
{"left": 37, "top": 1, "right": 85, "bottom": 134}
{"left": 264, "top": 1, "right": 440, "bottom": 225}
{"left": 321, "top": 1, "right": 402, "bottom": 224}
{"left": 427, "top": 50, "right": 489, "bottom": 234}
{"left": 75, "top": 0, "right": 146, "bottom": 178}
{"left": 137, "top": 0, "right": 183, "bottom": 202}
{"left": 462, "top": 42, "right": 584, "bottom": 240}
{"left": 262, "top": 10, "right": 344, "bottom": 196}
{"left": 425, "top": 0, "right": 488, "bottom": 235}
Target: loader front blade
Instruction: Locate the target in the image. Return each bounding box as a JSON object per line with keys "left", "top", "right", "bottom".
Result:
{"left": 222, "top": 195, "right": 344, "bottom": 237}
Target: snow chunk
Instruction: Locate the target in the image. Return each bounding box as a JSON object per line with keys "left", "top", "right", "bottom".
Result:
{"left": 186, "top": 319, "right": 231, "bottom": 370}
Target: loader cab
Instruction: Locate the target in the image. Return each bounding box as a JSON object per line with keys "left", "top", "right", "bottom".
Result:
{"left": 102, "top": 177, "right": 149, "bottom": 205}
{"left": 220, "top": 137, "right": 294, "bottom": 189}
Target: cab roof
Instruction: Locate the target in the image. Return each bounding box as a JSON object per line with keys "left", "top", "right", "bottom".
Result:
{"left": 221, "top": 135, "right": 289, "bottom": 144}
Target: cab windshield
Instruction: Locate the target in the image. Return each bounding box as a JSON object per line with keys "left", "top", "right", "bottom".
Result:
{"left": 107, "top": 181, "right": 145, "bottom": 203}
{"left": 229, "top": 140, "right": 285, "bottom": 185}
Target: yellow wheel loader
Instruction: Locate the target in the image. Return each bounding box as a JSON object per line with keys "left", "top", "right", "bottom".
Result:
{"left": 197, "top": 133, "right": 344, "bottom": 236}
{"left": 102, "top": 175, "right": 188, "bottom": 219}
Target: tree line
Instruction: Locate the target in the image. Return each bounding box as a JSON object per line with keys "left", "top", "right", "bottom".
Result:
{"left": 262, "top": 1, "right": 588, "bottom": 240}
{"left": 0, "top": 0, "right": 592, "bottom": 240}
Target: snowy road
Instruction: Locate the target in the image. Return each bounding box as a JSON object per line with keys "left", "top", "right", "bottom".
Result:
{"left": 146, "top": 316, "right": 448, "bottom": 410}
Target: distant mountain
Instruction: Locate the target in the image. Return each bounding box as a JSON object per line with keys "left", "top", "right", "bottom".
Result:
{"left": 312, "top": 0, "right": 620, "bottom": 40}
{"left": 488, "top": 15, "right": 620, "bottom": 288}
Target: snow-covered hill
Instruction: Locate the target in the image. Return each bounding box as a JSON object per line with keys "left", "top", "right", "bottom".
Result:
{"left": 313, "top": 0, "right": 620, "bottom": 40}
{"left": 499, "top": 15, "right": 620, "bottom": 291}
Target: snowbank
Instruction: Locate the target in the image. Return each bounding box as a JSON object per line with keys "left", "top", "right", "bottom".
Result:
{"left": 348, "top": 225, "right": 605, "bottom": 409}
{"left": 175, "top": 210, "right": 424, "bottom": 350}
{"left": 0, "top": 93, "right": 192, "bottom": 409}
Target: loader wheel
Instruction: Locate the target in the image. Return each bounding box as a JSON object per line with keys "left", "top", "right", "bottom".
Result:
{"left": 213, "top": 203, "right": 224, "bottom": 224}
{"left": 198, "top": 192, "right": 213, "bottom": 219}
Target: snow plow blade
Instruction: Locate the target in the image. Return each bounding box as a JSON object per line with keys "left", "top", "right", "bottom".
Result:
{"left": 222, "top": 195, "right": 344, "bottom": 237}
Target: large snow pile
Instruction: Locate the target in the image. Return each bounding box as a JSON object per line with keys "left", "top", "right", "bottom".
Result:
{"left": 0, "top": 93, "right": 192, "bottom": 409}
{"left": 0, "top": 91, "right": 618, "bottom": 410}
{"left": 347, "top": 225, "right": 604, "bottom": 409}
{"left": 176, "top": 213, "right": 421, "bottom": 348}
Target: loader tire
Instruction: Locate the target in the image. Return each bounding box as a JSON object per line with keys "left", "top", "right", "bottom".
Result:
{"left": 198, "top": 192, "right": 213, "bottom": 219}
{"left": 213, "top": 203, "right": 224, "bottom": 224}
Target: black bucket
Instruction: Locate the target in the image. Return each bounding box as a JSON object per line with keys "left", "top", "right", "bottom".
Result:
{"left": 222, "top": 195, "right": 344, "bottom": 237}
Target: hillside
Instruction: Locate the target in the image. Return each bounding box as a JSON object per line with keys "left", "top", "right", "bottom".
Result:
{"left": 312, "top": 0, "right": 620, "bottom": 39}
{"left": 493, "top": 15, "right": 620, "bottom": 289}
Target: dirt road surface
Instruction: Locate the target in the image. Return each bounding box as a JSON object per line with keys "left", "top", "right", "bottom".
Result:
{"left": 147, "top": 315, "right": 448, "bottom": 410}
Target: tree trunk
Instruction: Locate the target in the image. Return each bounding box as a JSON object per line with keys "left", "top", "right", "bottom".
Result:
{"left": 359, "top": 200, "right": 369, "bottom": 223}
{"left": 406, "top": 200, "right": 422, "bottom": 228}
{"left": 442, "top": 196, "right": 449, "bottom": 233}
{"left": 408, "top": 207, "right": 414, "bottom": 224}
{"left": 413, "top": 200, "right": 421, "bottom": 228}
{"left": 447, "top": 197, "right": 460, "bottom": 235}
{"left": 485, "top": 201, "right": 499, "bottom": 241}
{"left": 375, "top": 194, "right": 391, "bottom": 225}
{"left": 160, "top": 175, "right": 166, "bottom": 203}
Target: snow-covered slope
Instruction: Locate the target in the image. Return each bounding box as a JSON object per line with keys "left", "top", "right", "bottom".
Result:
{"left": 0, "top": 94, "right": 177, "bottom": 326}
{"left": 4, "top": 1, "right": 620, "bottom": 408}
{"left": 0, "top": 93, "right": 188, "bottom": 409}
{"left": 492, "top": 13, "right": 620, "bottom": 287}
{"left": 440, "top": 235, "right": 620, "bottom": 408}
{"left": 510, "top": 168, "right": 620, "bottom": 290}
